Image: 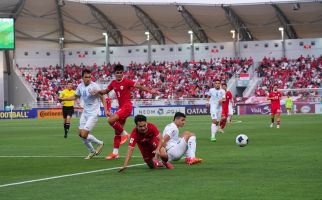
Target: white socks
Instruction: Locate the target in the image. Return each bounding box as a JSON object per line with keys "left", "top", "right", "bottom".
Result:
{"left": 81, "top": 138, "right": 95, "bottom": 153}
{"left": 211, "top": 123, "right": 217, "bottom": 138}
{"left": 121, "top": 130, "right": 128, "bottom": 136}
{"left": 113, "top": 148, "right": 119, "bottom": 154}
{"left": 187, "top": 136, "right": 196, "bottom": 158}
{"left": 87, "top": 134, "right": 103, "bottom": 145}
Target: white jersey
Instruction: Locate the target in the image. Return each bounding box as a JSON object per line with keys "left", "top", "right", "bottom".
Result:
{"left": 207, "top": 88, "right": 225, "bottom": 109}
{"left": 75, "top": 81, "right": 101, "bottom": 116}
{"left": 162, "top": 122, "right": 180, "bottom": 149}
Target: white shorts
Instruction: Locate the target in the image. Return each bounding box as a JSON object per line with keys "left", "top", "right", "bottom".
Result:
{"left": 210, "top": 106, "right": 222, "bottom": 121}
{"left": 79, "top": 113, "right": 99, "bottom": 131}
{"left": 166, "top": 138, "right": 188, "bottom": 161}
{"left": 228, "top": 103, "right": 233, "bottom": 116}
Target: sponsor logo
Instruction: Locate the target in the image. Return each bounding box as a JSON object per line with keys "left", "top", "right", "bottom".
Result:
{"left": 250, "top": 105, "right": 270, "bottom": 115}
{"left": 186, "top": 107, "right": 209, "bottom": 115}
{"left": 300, "top": 105, "right": 311, "bottom": 113}
{"left": 135, "top": 107, "right": 185, "bottom": 116}
{"left": 38, "top": 109, "right": 63, "bottom": 119}
{"left": 0, "top": 111, "right": 29, "bottom": 119}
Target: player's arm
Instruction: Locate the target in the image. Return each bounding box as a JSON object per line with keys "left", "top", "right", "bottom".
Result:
{"left": 160, "top": 134, "right": 170, "bottom": 149}
{"left": 89, "top": 88, "right": 112, "bottom": 96}
{"left": 134, "top": 83, "right": 159, "bottom": 96}
{"left": 153, "top": 133, "right": 164, "bottom": 156}
{"left": 60, "top": 95, "right": 79, "bottom": 101}
{"left": 99, "top": 95, "right": 111, "bottom": 117}
{"left": 118, "top": 146, "right": 134, "bottom": 172}
{"left": 206, "top": 96, "right": 211, "bottom": 108}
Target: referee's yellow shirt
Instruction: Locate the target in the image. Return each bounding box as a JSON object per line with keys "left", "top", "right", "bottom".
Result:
{"left": 60, "top": 89, "right": 76, "bottom": 107}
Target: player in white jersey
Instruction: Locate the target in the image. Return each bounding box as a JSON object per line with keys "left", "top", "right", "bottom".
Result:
{"left": 60, "top": 69, "right": 108, "bottom": 159}
{"left": 155, "top": 112, "right": 202, "bottom": 166}
{"left": 206, "top": 79, "right": 226, "bottom": 142}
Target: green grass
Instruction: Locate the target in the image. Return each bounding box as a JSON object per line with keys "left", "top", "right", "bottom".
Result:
{"left": 0, "top": 114, "right": 322, "bottom": 200}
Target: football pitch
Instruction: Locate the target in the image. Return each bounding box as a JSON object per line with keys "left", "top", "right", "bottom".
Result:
{"left": 0, "top": 114, "right": 321, "bottom": 200}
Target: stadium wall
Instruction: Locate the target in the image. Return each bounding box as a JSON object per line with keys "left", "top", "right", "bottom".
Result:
{"left": 14, "top": 38, "right": 322, "bottom": 67}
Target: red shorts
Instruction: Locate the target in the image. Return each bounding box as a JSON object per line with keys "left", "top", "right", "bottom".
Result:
{"left": 222, "top": 109, "right": 229, "bottom": 118}
{"left": 115, "top": 105, "right": 132, "bottom": 121}
{"left": 271, "top": 107, "right": 281, "bottom": 115}
{"left": 138, "top": 140, "right": 158, "bottom": 163}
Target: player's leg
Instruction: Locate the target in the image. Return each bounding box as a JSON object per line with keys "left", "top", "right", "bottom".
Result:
{"left": 228, "top": 103, "right": 233, "bottom": 123}
{"left": 106, "top": 108, "right": 130, "bottom": 160}
{"left": 65, "top": 107, "right": 74, "bottom": 137}
{"left": 210, "top": 107, "right": 219, "bottom": 141}
{"left": 219, "top": 111, "right": 227, "bottom": 132}
{"left": 63, "top": 107, "right": 68, "bottom": 138}
{"left": 181, "top": 132, "right": 202, "bottom": 165}
{"left": 85, "top": 116, "right": 104, "bottom": 155}
{"left": 79, "top": 115, "right": 103, "bottom": 159}
{"left": 270, "top": 108, "right": 275, "bottom": 128}
{"left": 276, "top": 109, "right": 281, "bottom": 128}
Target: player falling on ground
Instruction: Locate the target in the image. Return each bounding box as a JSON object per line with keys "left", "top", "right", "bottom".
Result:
{"left": 60, "top": 69, "right": 106, "bottom": 159}
{"left": 285, "top": 94, "right": 293, "bottom": 116}
{"left": 268, "top": 84, "right": 282, "bottom": 128}
{"left": 92, "top": 64, "right": 159, "bottom": 160}
{"left": 59, "top": 81, "right": 76, "bottom": 138}
{"left": 119, "top": 115, "right": 173, "bottom": 172}
{"left": 156, "top": 112, "right": 202, "bottom": 165}
{"left": 206, "top": 79, "right": 226, "bottom": 142}
{"left": 219, "top": 82, "right": 233, "bottom": 132}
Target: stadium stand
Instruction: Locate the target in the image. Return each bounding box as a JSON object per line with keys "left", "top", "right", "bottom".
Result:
{"left": 18, "top": 57, "right": 253, "bottom": 101}
{"left": 255, "top": 55, "right": 321, "bottom": 96}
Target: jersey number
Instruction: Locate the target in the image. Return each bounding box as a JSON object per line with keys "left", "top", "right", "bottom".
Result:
{"left": 117, "top": 91, "right": 121, "bottom": 98}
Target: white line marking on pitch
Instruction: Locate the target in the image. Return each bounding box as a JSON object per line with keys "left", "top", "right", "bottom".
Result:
{"left": 0, "top": 155, "right": 141, "bottom": 158}
{"left": 0, "top": 163, "right": 145, "bottom": 188}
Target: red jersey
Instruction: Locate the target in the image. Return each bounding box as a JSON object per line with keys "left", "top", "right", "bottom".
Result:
{"left": 129, "top": 123, "right": 160, "bottom": 148}
{"left": 222, "top": 90, "right": 233, "bottom": 111}
{"left": 268, "top": 91, "right": 282, "bottom": 108}
{"left": 107, "top": 78, "right": 135, "bottom": 108}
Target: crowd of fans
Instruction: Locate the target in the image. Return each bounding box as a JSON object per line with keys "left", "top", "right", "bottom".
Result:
{"left": 18, "top": 58, "right": 253, "bottom": 101}
{"left": 255, "top": 55, "right": 322, "bottom": 96}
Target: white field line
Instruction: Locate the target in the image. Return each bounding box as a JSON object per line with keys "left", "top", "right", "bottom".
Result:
{"left": 0, "top": 163, "right": 145, "bottom": 188}
{"left": 0, "top": 155, "right": 141, "bottom": 158}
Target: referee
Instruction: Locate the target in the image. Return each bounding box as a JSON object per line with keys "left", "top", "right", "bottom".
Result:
{"left": 59, "top": 81, "right": 76, "bottom": 138}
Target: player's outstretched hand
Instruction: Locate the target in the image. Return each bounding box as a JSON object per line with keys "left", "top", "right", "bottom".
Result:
{"left": 118, "top": 166, "right": 127, "bottom": 172}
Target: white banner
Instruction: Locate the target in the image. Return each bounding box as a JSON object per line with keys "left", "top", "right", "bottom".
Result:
{"left": 315, "top": 104, "right": 322, "bottom": 114}
{"left": 134, "top": 107, "right": 185, "bottom": 116}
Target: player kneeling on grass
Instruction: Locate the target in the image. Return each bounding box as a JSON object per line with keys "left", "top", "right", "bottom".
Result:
{"left": 119, "top": 115, "right": 173, "bottom": 172}
{"left": 156, "top": 112, "right": 202, "bottom": 166}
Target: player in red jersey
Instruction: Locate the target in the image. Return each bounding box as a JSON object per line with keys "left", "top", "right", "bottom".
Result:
{"left": 119, "top": 115, "right": 173, "bottom": 172}
{"left": 219, "top": 83, "right": 233, "bottom": 132}
{"left": 92, "top": 64, "right": 159, "bottom": 160}
{"left": 268, "top": 84, "right": 282, "bottom": 128}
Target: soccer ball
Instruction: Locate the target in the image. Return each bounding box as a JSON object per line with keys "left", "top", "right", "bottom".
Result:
{"left": 236, "top": 134, "right": 249, "bottom": 147}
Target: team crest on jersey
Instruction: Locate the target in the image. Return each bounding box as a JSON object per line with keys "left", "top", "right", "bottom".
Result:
{"left": 120, "top": 86, "right": 124, "bottom": 90}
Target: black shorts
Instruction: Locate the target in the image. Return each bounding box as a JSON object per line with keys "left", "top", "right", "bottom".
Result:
{"left": 63, "top": 106, "right": 74, "bottom": 118}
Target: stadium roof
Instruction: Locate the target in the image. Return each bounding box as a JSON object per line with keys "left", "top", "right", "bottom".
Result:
{"left": 1, "top": 0, "right": 322, "bottom": 47}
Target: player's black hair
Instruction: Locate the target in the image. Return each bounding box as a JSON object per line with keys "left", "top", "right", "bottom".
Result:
{"left": 114, "top": 64, "right": 124, "bottom": 72}
{"left": 67, "top": 80, "right": 73, "bottom": 84}
{"left": 214, "top": 79, "right": 221, "bottom": 83}
{"left": 173, "top": 112, "right": 186, "bottom": 121}
{"left": 82, "top": 69, "right": 91, "bottom": 77}
{"left": 134, "top": 115, "right": 147, "bottom": 125}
